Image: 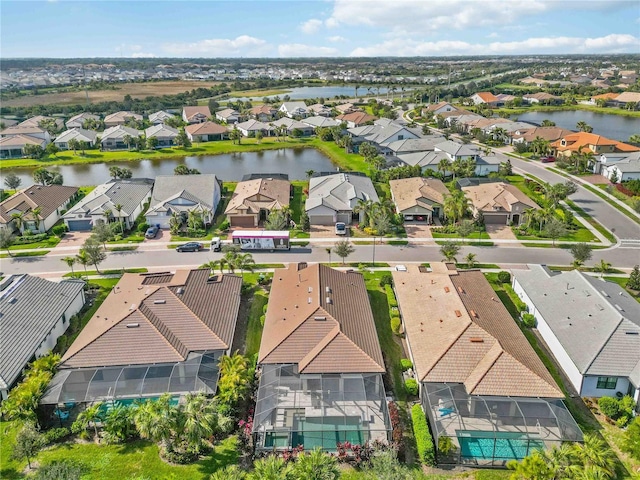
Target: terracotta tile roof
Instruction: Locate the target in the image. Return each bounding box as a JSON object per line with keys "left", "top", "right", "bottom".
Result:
{"left": 182, "top": 106, "right": 211, "bottom": 121}
{"left": 225, "top": 178, "right": 290, "bottom": 216}
{"left": 184, "top": 121, "right": 228, "bottom": 136}
{"left": 336, "top": 111, "right": 377, "bottom": 125}
{"left": 0, "top": 185, "right": 78, "bottom": 223}
{"left": 393, "top": 265, "right": 562, "bottom": 398}
{"left": 591, "top": 93, "right": 619, "bottom": 101}
{"left": 551, "top": 132, "right": 640, "bottom": 153}
{"left": 474, "top": 92, "right": 499, "bottom": 103}
{"left": 259, "top": 264, "right": 385, "bottom": 373}
{"left": 389, "top": 177, "right": 449, "bottom": 213}
{"left": 249, "top": 105, "right": 277, "bottom": 115}
{"left": 462, "top": 182, "right": 539, "bottom": 214}
{"left": 60, "top": 270, "right": 241, "bottom": 369}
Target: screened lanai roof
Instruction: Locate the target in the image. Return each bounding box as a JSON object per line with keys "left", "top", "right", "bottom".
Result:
{"left": 41, "top": 351, "right": 222, "bottom": 405}
{"left": 423, "top": 383, "right": 583, "bottom": 443}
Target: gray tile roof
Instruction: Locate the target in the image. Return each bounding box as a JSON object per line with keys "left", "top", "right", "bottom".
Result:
{"left": 386, "top": 136, "right": 445, "bottom": 154}
{"left": 55, "top": 128, "right": 98, "bottom": 144}
{"left": 514, "top": 265, "right": 640, "bottom": 380}
{"left": 0, "top": 275, "right": 85, "bottom": 390}
{"left": 301, "top": 116, "right": 340, "bottom": 128}
{"left": 146, "top": 174, "right": 219, "bottom": 215}
{"left": 145, "top": 124, "right": 178, "bottom": 138}
{"left": 434, "top": 140, "right": 481, "bottom": 157}
{"left": 63, "top": 179, "right": 153, "bottom": 219}
{"left": 306, "top": 173, "right": 379, "bottom": 213}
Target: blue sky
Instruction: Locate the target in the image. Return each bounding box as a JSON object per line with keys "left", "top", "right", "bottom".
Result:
{"left": 2, "top": 0, "right": 639, "bottom": 58}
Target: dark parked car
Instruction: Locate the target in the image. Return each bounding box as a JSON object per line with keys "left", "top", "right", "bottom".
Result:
{"left": 540, "top": 155, "right": 556, "bottom": 163}
{"left": 176, "top": 242, "right": 203, "bottom": 252}
{"left": 145, "top": 225, "right": 159, "bottom": 239}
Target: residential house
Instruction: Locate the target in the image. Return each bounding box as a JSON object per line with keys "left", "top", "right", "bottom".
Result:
{"left": 588, "top": 93, "right": 619, "bottom": 106}
{"left": 596, "top": 151, "right": 640, "bottom": 182}
{"left": 470, "top": 92, "right": 500, "bottom": 107}
{"left": 41, "top": 269, "right": 242, "bottom": 406}
{"left": 496, "top": 93, "right": 517, "bottom": 104}
{"left": 182, "top": 106, "right": 212, "bottom": 124}
{"left": 336, "top": 111, "right": 377, "bottom": 128}
{"left": 278, "top": 101, "right": 309, "bottom": 118}
{"left": 389, "top": 177, "right": 449, "bottom": 223}
{"left": 0, "top": 274, "right": 85, "bottom": 400}
{"left": 307, "top": 103, "right": 333, "bottom": 117}
{"left": 145, "top": 124, "right": 179, "bottom": 148}
{"left": 185, "top": 121, "right": 228, "bottom": 142}
{"left": 62, "top": 179, "right": 153, "bottom": 231}
{"left": 0, "top": 124, "right": 51, "bottom": 143}
{"left": 224, "top": 177, "right": 290, "bottom": 228}
{"left": 66, "top": 113, "right": 100, "bottom": 129}
{"left": 513, "top": 265, "right": 640, "bottom": 408}
{"left": 0, "top": 134, "right": 48, "bottom": 159}
{"left": 385, "top": 136, "right": 446, "bottom": 156}
{"left": 148, "top": 110, "right": 175, "bottom": 125}
{"left": 551, "top": 132, "right": 639, "bottom": 158}
{"left": 522, "top": 93, "right": 563, "bottom": 105}
{"left": 335, "top": 103, "right": 359, "bottom": 115}
{"left": 215, "top": 108, "right": 241, "bottom": 124}
{"left": 19, "top": 115, "right": 65, "bottom": 130}
{"left": 305, "top": 172, "right": 379, "bottom": 225}
{"left": 511, "top": 126, "right": 575, "bottom": 146}
{"left": 393, "top": 264, "right": 581, "bottom": 466}
{"left": 145, "top": 174, "right": 221, "bottom": 229}
{"left": 103, "top": 111, "right": 143, "bottom": 128}
{"left": 235, "top": 119, "right": 275, "bottom": 137}
{"left": 0, "top": 118, "right": 19, "bottom": 128}
{"left": 348, "top": 120, "right": 419, "bottom": 153}
{"left": 422, "top": 101, "right": 460, "bottom": 117}
{"left": 462, "top": 181, "right": 539, "bottom": 225}
{"left": 248, "top": 105, "right": 278, "bottom": 122}
{"left": 436, "top": 140, "right": 501, "bottom": 175}
{"left": 0, "top": 184, "right": 79, "bottom": 233}
{"left": 54, "top": 128, "right": 98, "bottom": 150}
{"left": 612, "top": 92, "right": 640, "bottom": 109}
{"left": 271, "top": 117, "right": 314, "bottom": 136}
{"left": 100, "top": 125, "right": 142, "bottom": 150}
{"left": 301, "top": 116, "right": 341, "bottom": 130}
{"left": 253, "top": 263, "right": 390, "bottom": 452}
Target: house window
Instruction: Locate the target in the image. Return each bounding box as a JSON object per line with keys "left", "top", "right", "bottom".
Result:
{"left": 596, "top": 377, "right": 617, "bottom": 389}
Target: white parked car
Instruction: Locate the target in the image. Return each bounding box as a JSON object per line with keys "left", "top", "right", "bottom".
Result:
{"left": 335, "top": 222, "right": 347, "bottom": 235}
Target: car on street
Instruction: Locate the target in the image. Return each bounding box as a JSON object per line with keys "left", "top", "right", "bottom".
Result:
{"left": 145, "top": 225, "right": 159, "bottom": 239}
{"left": 540, "top": 155, "right": 556, "bottom": 163}
{"left": 210, "top": 237, "right": 222, "bottom": 252}
{"left": 176, "top": 242, "right": 203, "bottom": 252}
{"left": 335, "top": 222, "right": 347, "bottom": 235}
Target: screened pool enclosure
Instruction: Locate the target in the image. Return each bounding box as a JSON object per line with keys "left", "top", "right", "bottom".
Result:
{"left": 40, "top": 351, "right": 222, "bottom": 405}
{"left": 253, "top": 365, "right": 391, "bottom": 451}
{"left": 423, "top": 383, "right": 583, "bottom": 466}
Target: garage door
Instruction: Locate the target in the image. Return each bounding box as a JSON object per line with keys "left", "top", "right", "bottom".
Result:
{"left": 309, "top": 215, "right": 335, "bottom": 225}
{"left": 336, "top": 213, "right": 352, "bottom": 224}
{"left": 230, "top": 216, "right": 255, "bottom": 228}
{"left": 66, "top": 219, "right": 92, "bottom": 231}
{"left": 483, "top": 214, "right": 508, "bottom": 225}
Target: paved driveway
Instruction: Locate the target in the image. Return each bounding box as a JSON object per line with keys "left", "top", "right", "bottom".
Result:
{"left": 404, "top": 224, "right": 433, "bottom": 239}
{"left": 485, "top": 224, "right": 519, "bottom": 245}
{"left": 310, "top": 225, "right": 343, "bottom": 238}
{"left": 57, "top": 231, "right": 92, "bottom": 247}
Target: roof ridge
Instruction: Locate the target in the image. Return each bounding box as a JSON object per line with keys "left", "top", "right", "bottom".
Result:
{"left": 298, "top": 325, "right": 341, "bottom": 372}
{"left": 465, "top": 345, "right": 503, "bottom": 393}
{"left": 420, "top": 322, "right": 472, "bottom": 382}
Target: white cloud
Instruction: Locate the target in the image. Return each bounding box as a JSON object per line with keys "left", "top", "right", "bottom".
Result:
{"left": 277, "top": 43, "right": 339, "bottom": 57}
{"left": 300, "top": 18, "right": 323, "bottom": 34}
{"left": 327, "top": 35, "right": 346, "bottom": 42}
{"left": 486, "top": 32, "right": 499, "bottom": 39}
{"left": 163, "top": 35, "right": 270, "bottom": 57}
{"left": 350, "top": 34, "right": 640, "bottom": 56}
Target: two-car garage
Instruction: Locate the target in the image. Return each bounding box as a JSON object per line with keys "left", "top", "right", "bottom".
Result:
{"left": 66, "top": 219, "right": 93, "bottom": 231}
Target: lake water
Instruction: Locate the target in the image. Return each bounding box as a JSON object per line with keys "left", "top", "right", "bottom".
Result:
{"left": 2, "top": 148, "right": 338, "bottom": 187}
{"left": 227, "top": 85, "right": 398, "bottom": 102}
{"left": 512, "top": 110, "right": 639, "bottom": 142}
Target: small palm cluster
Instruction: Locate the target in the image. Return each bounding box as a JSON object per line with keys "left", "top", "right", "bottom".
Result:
{"left": 354, "top": 198, "right": 397, "bottom": 236}
{"left": 201, "top": 248, "right": 256, "bottom": 279}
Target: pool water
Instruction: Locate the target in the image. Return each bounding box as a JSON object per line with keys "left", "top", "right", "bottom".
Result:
{"left": 292, "top": 416, "right": 363, "bottom": 450}
{"left": 458, "top": 431, "right": 544, "bottom": 460}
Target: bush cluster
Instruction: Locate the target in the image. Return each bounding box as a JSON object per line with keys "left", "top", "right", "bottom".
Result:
{"left": 411, "top": 404, "right": 435, "bottom": 466}
{"left": 43, "top": 427, "right": 71, "bottom": 445}
{"left": 400, "top": 358, "right": 413, "bottom": 372}
{"left": 404, "top": 379, "right": 418, "bottom": 396}
{"left": 521, "top": 313, "right": 537, "bottom": 328}
{"left": 390, "top": 316, "right": 401, "bottom": 335}
{"left": 52, "top": 224, "right": 68, "bottom": 237}
{"left": 14, "top": 233, "right": 49, "bottom": 244}
{"left": 385, "top": 284, "right": 397, "bottom": 308}
{"left": 598, "top": 395, "right": 636, "bottom": 427}
{"left": 497, "top": 271, "right": 511, "bottom": 283}
{"left": 388, "top": 401, "right": 403, "bottom": 449}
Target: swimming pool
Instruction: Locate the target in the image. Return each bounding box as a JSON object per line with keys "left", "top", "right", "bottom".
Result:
{"left": 457, "top": 431, "right": 544, "bottom": 461}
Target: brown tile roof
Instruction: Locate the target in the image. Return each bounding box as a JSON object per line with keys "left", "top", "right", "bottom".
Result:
{"left": 60, "top": 270, "right": 241, "bottom": 368}
{"left": 249, "top": 105, "right": 277, "bottom": 115}
{"left": 389, "top": 177, "right": 449, "bottom": 213}
{"left": 513, "top": 126, "right": 574, "bottom": 143}
{"left": 184, "top": 121, "right": 228, "bottom": 136}
{"left": 182, "top": 106, "right": 211, "bottom": 121}
{"left": 224, "top": 178, "right": 290, "bottom": 216}
{"left": 259, "top": 264, "right": 385, "bottom": 373}
{"left": 424, "top": 101, "right": 455, "bottom": 112}
{"left": 551, "top": 132, "right": 640, "bottom": 154}
{"left": 474, "top": 92, "right": 499, "bottom": 103}
{"left": 0, "top": 125, "right": 47, "bottom": 137}
{"left": 336, "top": 111, "right": 377, "bottom": 125}
{"left": 615, "top": 92, "right": 640, "bottom": 103}
{"left": 462, "top": 182, "right": 539, "bottom": 214}
{"left": 393, "top": 264, "right": 562, "bottom": 398}
{"left": 0, "top": 185, "right": 78, "bottom": 223}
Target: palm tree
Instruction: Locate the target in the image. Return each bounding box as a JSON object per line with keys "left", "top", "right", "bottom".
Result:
{"left": 594, "top": 259, "right": 612, "bottom": 278}
{"left": 523, "top": 208, "right": 537, "bottom": 230}
{"left": 30, "top": 207, "right": 42, "bottom": 232}
{"left": 292, "top": 449, "right": 340, "bottom": 480}
{"left": 539, "top": 442, "right": 574, "bottom": 480}
{"left": 61, "top": 256, "right": 76, "bottom": 277}
{"left": 76, "top": 402, "right": 104, "bottom": 441}
{"left": 464, "top": 253, "right": 477, "bottom": 269}
{"left": 169, "top": 211, "right": 182, "bottom": 234}
{"left": 223, "top": 250, "right": 238, "bottom": 273}
{"left": 571, "top": 434, "right": 616, "bottom": 479}
{"left": 76, "top": 250, "right": 90, "bottom": 277}
{"left": 251, "top": 456, "right": 294, "bottom": 480}
{"left": 576, "top": 121, "right": 593, "bottom": 133}
{"left": 440, "top": 241, "right": 460, "bottom": 263}
{"left": 133, "top": 395, "right": 175, "bottom": 448}
{"left": 218, "top": 353, "right": 251, "bottom": 406}
{"left": 235, "top": 252, "right": 255, "bottom": 279}
{"left": 211, "top": 465, "right": 246, "bottom": 480}
{"left": 114, "top": 204, "right": 124, "bottom": 233}
{"left": 353, "top": 198, "right": 375, "bottom": 228}
{"left": 10, "top": 211, "right": 25, "bottom": 233}
{"left": 102, "top": 208, "right": 112, "bottom": 225}
{"left": 181, "top": 393, "right": 218, "bottom": 453}
{"left": 305, "top": 169, "right": 315, "bottom": 179}
{"left": 438, "top": 158, "right": 452, "bottom": 178}
{"left": 122, "top": 135, "right": 134, "bottom": 150}
{"left": 530, "top": 136, "right": 551, "bottom": 157}
{"left": 443, "top": 190, "right": 470, "bottom": 224}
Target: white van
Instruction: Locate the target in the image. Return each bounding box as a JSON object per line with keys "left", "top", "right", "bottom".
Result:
{"left": 210, "top": 237, "right": 221, "bottom": 252}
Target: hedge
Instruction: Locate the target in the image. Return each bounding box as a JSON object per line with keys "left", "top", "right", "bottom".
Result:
{"left": 400, "top": 358, "right": 413, "bottom": 372}
{"left": 385, "top": 284, "right": 398, "bottom": 308}
{"left": 390, "top": 316, "right": 401, "bottom": 335}
{"left": 412, "top": 404, "right": 435, "bottom": 466}
{"left": 405, "top": 379, "right": 419, "bottom": 396}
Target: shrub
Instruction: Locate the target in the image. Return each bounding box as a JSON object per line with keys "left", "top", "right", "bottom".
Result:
{"left": 390, "top": 316, "right": 401, "bottom": 334}
{"left": 438, "top": 436, "right": 456, "bottom": 457}
{"left": 400, "top": 358, "right": 413, "bottom": 372}
{"left": 52, "top": 224, "right": 68, "bottom": 237}
{"left": 521, "top": 313, "right": 537, "bottom": 328}
{"left": 497, "top": 271, "right": 511, "bottom": 283}
{"left": 379, "top": 273, "right": 393, "bottom": 287}
{"left": 385, "top": 284, "right": 398, "bottom": 308}
{"left": 411, "top": 404, "right": 435, "bottom": 466}
{"left": 259, "top": 314, "right": 265, "bottom": 326}
{"left": 15, "top": 233, "right": 49, "bottom": 244}
{"left": 622, "top": 417, "right": 640, "bottom": 460}
{"left": 218, "top": 220, "right": 230, "bottom": 232}
{"left": 616, "top": 416, "right": 630, "bottom": 428}
{"left": 404, "top": 379, "right": 419, "bottom": 396}
{"left": 43, "top": 427, "right": 71, "bottom": 445}
{"left": 137, "top": 222, "right": 150, "bottom": 233}
{"left": 598, "top": 396, "right": 620, "bottom": 419}
{"left": 388, "top": 401, "right": 403, "bottom": 448}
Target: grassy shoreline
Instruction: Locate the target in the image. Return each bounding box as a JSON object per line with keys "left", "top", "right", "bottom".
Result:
{"left": 493, "top": 104, "right": 640, "bottom": 119}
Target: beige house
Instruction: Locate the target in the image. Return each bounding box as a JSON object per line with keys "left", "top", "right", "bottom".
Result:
{"left": 103, "top": 111, "right": 142, "bottom": 127}
{"left": 462, "top": 182, "right": 539, "bottom": 225}
{"left": 225, "top": 177, "right": 290, "bottom": 228}
{"left": 389, "top": 177, "right": 449, "bottom": 223}
{"left": 185, "top": 122, "right": 228, "bottom": 142}
{"left": 182, "top": 106, "right": 211, "bottom": 124}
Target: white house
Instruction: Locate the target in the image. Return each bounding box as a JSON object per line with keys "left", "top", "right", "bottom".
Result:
{"left": 148, "top": 110, "right": 175, "bottom": 125}
{"left": 215, "top": 108, "right": 241, "bottom": 124}
{"left": 512, "top": 265, "right": 640, "bottom": 408}
{"left": 235, "top": 120, "right": 275, "bottom": 137}
{"left": 595, "top": 152, "right": 640, "bottom": 183}
{"left": 63, "top": 179, "right": 153, "bottom": 231}
{"left": 0, "top": 274, "right": 85, "bottom": 400}
{"left": 100, "top": 125, "right": 142, "bottom": 150}
{"left": 103, "top": 111, "right": 142, "bottom": 128}
{"left": 145, "top": 174, "right": 221, "bottom": 229}
{"left": 0, "top": 124, "right": 51, "bottom": 143}
{"left": 54, "top": 128, "right": 98, "bottom": 150}
{"left": 144, "top": 124, "right": 179, "bottom": 148}
{"left": 182, "top": 106, "right": 212, "bottom": 124}
{"left": 66, "top": 113, "right": 100, "bottom": 129}
{"left": 279, "top": 101, "right": 309, "bottom": 118}
{"left": 271, "top": 117, "right": 314, "bottom": 136}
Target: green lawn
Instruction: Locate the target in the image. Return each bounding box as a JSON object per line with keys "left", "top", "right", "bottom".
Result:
{"left": 290, "top": 181, "right": 306, "bottom": 225}
{"left": 62, "top": 268, "right": 148, "bottom": 278}
{"left": 0, "top": 250, "right": 49, "bottom": 258}
{"left": 564, "top": 199, "right": 616, "bottom": 243}
{"left": 431, "top": 231, "right": 491, "bottom": 240}
{"left": 8, "top": 236, "right": 61, "bottom": 250}
{"left": 245, "top": 289, "right": 269, "bottom": 357}
{"left": 0, "top": 421, "right": 22, "bottom": 480}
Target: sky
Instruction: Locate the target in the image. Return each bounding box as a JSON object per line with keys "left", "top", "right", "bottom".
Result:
{"left": 1, "top": 0, "right": 639, "bottom": 58}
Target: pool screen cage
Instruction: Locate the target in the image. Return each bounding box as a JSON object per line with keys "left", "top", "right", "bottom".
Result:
{"left": 423, "top": 383, "right": 583, "bottom": 466}
{"left": 253, "top": 365, "right": 391, "bottom": 452}
{"left": 40, "top": 351, "right": 223, "bottom": 405}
